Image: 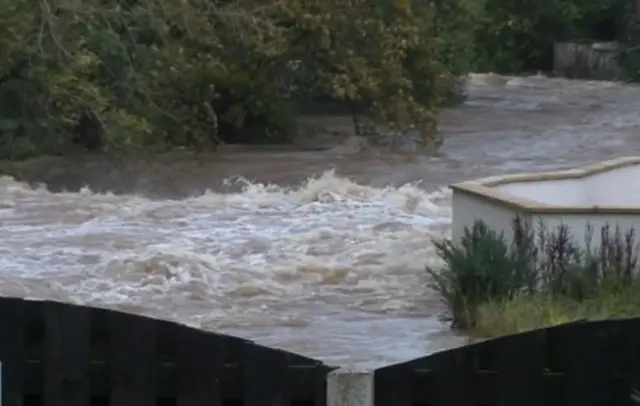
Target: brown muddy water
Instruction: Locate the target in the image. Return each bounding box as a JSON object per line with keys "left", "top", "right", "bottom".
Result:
{"left": 2, "top": 73, "right": 640, "bottom": 368}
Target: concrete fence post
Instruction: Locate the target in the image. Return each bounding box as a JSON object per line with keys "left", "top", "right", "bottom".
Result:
{"left": 327, "top": 368, "right": 374, "bottom": 406}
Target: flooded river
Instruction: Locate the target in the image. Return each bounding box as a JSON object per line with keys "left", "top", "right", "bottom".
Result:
{"left": 2, "top": 73, "right": 640, "bottom": 368}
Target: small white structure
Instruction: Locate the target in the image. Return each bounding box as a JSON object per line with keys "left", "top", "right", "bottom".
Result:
{"left": 327, "top": 368, "right": 374, "bottom": 406}
{"left": 450, "top": 157, "right": 640, "bottom": 249}
{"left": 553, "top": 41, "right": 621, "bottom": 80}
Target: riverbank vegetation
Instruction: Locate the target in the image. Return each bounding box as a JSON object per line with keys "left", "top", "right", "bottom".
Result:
{"left": 1, "top": 0, "right": 637, "bottom": 159}
{"left": 428, "top": 218, "right": 640, "bottom": 337}
{"left": 0, "top": 0, "right": 463, "bottom": 159}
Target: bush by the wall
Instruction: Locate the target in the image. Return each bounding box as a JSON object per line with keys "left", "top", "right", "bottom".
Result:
{"left": 428, "top": 217, "right": 640, "bottom": 331}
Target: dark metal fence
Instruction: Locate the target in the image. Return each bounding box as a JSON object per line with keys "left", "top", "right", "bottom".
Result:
{"left": 0, "top": 297, "right": 334, "bottom": 406}
{"left": 375, "top": 318, "right": 640, "bottom": 406}
{"left": 3, "top": 297, "right": 640, "bottom": 406}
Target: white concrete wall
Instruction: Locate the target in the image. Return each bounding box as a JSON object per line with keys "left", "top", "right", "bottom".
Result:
{"left": 451, "top": 191, "right": 525, "bottom": 244}
{"left": 495, "top": 164, "right": 640, "bottom": 207}
{"left": 532, "top": 213, "right": 640, "bottom": 249}
{"left": 452, "top": 189, "right": 640, "bottom": 250}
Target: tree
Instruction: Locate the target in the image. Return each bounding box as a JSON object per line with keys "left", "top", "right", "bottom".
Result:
{"left": 472, "top": 0, "right": 627, "bottom": 73}
{"left": 0, "top": 0, "right": 466, "bottom": 159}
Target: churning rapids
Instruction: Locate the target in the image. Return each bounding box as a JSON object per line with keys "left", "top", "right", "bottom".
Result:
{"left": 2, "top": 73, "right": 640, "bottom": 368}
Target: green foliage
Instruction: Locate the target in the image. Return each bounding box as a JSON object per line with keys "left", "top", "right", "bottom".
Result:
{"left": 428, "top": 218, "right": 640, "bottom": 330}
{"left": 432, "top": 0, "right": 482, "bottom": 77}
{"left": 3, "top": 0, "right": 635, "bottom": 159}
{"left": 426, "top": 220, "right": 533, "bottom": 329}
{"left": 618, "top": 46, "right": 640, "bottom": 81}
{"left": 474, "top": 283, "right": 640, "bottom": 337}
{"left": 0, "top": 0, "right": 462, "bottom": 159}
{"left": 471, "top": 0, "right": 629, "bottom": 73}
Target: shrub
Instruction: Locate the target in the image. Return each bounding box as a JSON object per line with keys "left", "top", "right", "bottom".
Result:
{"left": 427, "top": 216, "right": 640, "bottom": 330}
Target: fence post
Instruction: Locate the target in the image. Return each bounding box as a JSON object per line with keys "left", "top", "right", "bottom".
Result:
{"left": 327, "top": 368, "right": 374, "bottom": 406}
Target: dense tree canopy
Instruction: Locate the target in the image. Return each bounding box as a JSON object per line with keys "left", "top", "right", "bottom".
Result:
{"left": 473, "top": 0, "right": 634, "bottom": 73}
{"left": 0, "top": 0, "right": 635, "bottom": 158}
{"left": 0, "top": 0, "right": 463, "bottom": 158}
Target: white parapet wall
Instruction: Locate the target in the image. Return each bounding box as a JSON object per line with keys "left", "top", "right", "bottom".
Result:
{"left": 450, "top": 157, "right": 640, "bottom": 249}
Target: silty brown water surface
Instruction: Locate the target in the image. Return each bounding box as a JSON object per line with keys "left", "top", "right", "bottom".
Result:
{"left": 2, "top": 73, "right": 640, "bottom": 368}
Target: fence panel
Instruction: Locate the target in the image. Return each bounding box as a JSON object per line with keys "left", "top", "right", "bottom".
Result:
{"left": 0, "top": 298, "right": 25, "bottom": 406}
{"left": 43, "top": 301, "right": 91, "bottom": 406}
{"left": 430, "top": 347, "right": 476, "bottom": 406}
{"left": 244, "top": 342, "right": 289, "bottom": 406}
{"left": 493, "top": 329, "right": 545, "bottom": 406}
{"left": 10, "top": 296, "right": 640, "bottom": 406}
{"left": 375, "top": 318, "right": 640, "bottom": 406}
{"left": 553, "top": 320, "right": 610, "bottom": 406}
{"left": 175, "top": 323, "right": 224, "bottom": 406}
{"left": 110, "top": 307, "right": 157, "bottom": 406}
{"left": 0, "top": 298, "right": 334, "bottom": 406}
{"left": 623, "top": 318, "right": 640, "bottom": 402}
{"left": 374, "top": 361, "right": 413, "bottom": 406}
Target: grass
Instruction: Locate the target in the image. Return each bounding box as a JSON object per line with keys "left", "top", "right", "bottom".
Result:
{"left": 473, "top": 282, "right": 640, "bottom": 337}
{"left": 427, "top": 216, "right": 640, "bottom": 337}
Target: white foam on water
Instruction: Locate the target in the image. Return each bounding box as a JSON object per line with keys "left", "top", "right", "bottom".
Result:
{"left": 0, "top": 171, "right": 457, "bottom": 366}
